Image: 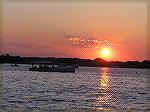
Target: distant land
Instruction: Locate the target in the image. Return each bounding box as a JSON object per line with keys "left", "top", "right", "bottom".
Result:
{"left": 0, "top": 54, "right": 150, "bottom": 69}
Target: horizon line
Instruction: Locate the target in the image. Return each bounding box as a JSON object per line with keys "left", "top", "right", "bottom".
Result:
{"left": 1, "top": 53, "right": 149, "bottom": 62}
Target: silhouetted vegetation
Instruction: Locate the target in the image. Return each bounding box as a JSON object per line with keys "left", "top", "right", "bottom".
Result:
{"left": 0, "top": 54, "right": 150, "bottom": 69}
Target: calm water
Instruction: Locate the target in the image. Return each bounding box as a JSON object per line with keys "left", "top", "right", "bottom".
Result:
{"left": 1, "top": 64, "right": 149, "bottom": 112}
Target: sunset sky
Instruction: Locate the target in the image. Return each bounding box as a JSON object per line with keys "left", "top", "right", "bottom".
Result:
{"left": 3, "top": 2, "right": 148, "bottom": 61}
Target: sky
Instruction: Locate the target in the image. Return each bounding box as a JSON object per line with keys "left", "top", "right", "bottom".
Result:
{"left": 3, "top": 2, "right": 148, "bottom": 61}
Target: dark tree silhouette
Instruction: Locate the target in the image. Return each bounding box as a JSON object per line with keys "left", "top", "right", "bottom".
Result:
{"left": 0, "top": 54, "right": 150, "bottom": 69}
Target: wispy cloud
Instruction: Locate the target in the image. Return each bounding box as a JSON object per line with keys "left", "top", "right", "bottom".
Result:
{"left": 3, "top": 39, "right": 54, "bottom": 50}
{"left": 65, "top": 34, "right": 120, "bottom": 48}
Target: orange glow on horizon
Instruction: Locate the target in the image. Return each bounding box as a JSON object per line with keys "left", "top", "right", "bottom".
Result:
{"left": 3, "top": 3, "right": 146, "bottom": 61}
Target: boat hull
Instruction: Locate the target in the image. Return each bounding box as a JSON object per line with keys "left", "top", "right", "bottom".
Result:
{"left": 29, "top": 67, "right": 75, "bottom": 73}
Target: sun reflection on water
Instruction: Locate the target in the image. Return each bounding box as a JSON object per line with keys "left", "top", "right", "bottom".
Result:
{"left": 100, "top": 73, "right": 109, "bottom": 91}
{"left": 93, "top": 68, "right": 112, "bottom": 111}
{"left": 100, "top": 67, "right": 110, "bottom": 91}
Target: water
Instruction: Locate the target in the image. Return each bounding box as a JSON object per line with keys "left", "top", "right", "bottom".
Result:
{"left": 1, "top": 64, "right": 149, "bottom": 111}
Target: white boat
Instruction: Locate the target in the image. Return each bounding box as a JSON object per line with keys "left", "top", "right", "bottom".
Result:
{"left": 11, "top": 63, "right": 19, "bottom": 67}
{"left": 29, "top": 61, "right": 75, "bottom": 73}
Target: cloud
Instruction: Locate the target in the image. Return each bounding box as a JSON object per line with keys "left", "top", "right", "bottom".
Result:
{"left": 3, "top": 39, "right": 54, "bottom": 50}
{"left": 3, "top": 39, "right": 32, "bottom": 48}
{"left": 65, "top": 34, "right": 120, "bottom": 48}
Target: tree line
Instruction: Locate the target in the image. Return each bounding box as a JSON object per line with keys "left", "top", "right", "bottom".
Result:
{"left": 0, "top": 54, "right": 150, "bottom": 69}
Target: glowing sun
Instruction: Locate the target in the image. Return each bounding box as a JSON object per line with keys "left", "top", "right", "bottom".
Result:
{"left": 101, "top": 48, "right": 111, "bottom": 58}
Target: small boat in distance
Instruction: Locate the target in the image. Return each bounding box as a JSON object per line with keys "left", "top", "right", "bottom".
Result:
{"left": 29, "top": 61, "right": 76, "bottom": 73}
{"left": 11, "top": 63, "right": 19, "bottom": 67}
{"left": 74, "top": 64, "right": 79, "bottom": 68}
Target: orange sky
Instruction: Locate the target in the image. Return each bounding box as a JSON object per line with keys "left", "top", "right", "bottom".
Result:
{"left": 3, "top": 2, "right": 148, "bottom": 61}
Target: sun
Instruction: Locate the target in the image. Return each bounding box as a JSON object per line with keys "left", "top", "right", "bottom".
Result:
{"left": 101, "top": 48, "right": 111, "bottom": 58}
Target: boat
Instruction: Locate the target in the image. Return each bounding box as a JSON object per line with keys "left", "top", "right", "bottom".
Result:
{"left": 74, "top": 64, "right": 79, "bottom": 68}
{"left": 11, "top": 63, "right": 19, "bottom": 67}
{"left": 29, "top": 61, "right": 76, "bottom": 73}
